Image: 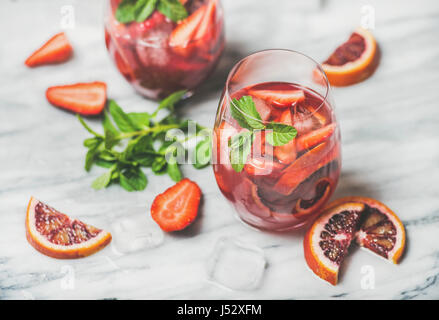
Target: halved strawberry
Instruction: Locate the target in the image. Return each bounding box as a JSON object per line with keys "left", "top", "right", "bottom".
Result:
{"left": 193, "top": 0, "right": 217, "bottom": 41}
{"left": 25, "top": 32, "right": 73, "bottom": 67}
{"left": 296, "top": 123, "right": 336, "bottom": 152}
{"left": 249, "top": 89, "right": 305, "bottom": 108}
{"left": 169, "top": 4, "right": 206, "bottom": 48}
{"left": 46, "top": 82, "right": 107, "bottom": 115}
{"left": 151, "top": 178, "right": 202, "bottom": 232}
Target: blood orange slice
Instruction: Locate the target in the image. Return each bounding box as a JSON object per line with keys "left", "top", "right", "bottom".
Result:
{"left": 320, "top": 28, "right": 379, "bottom": 86}
{"left": 274, "top": 142, "right": 339, "bottom": 196}
{"left": 304, "top": 202, "right": 365, "bottom": 285}
{"left": 295, "top": 178, "right": 334, "bottom": 218}
{"left": 304, "top": 197, "right": 406, "bottom": 285}
{"left": 26, "top": 197, "right": 112, "bottom": 259}
{"left": 326, "top": 196, "right": 406, "bottom": 264}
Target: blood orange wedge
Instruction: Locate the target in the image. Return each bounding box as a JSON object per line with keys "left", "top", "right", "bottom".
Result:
{"left": 26, "top": 197, "right": 112, "bottom": 259}
{"left": 320, "top": 27, "right": 379, "bottom": 86}
{"left": 237, "top": 178, "right": 271, "bottom": 218}
{"left": 304, "top": 197, "right": 406, "bottom": 285}
{"left": 325, "top": 197, "right": 406, "bottom": 264}
{"left": 295, "top": 178, "right": 334, "bottom": 218}
{"left": 274, "top": 142, "right": 339, "bottom": 196}
{"left": 304, "top": 202, "right": 365, "bottom": 285}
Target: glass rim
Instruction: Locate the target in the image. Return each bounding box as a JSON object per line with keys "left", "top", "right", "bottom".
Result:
{"left": 224, "top": 49, "right": 331, "bottom": 123}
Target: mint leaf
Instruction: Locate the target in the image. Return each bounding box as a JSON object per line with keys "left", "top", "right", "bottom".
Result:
{"left": 229, "top": 131, "right": 253, "bottom": 173}
{"left": 85, "top": 147, "right": 98, "bottom": 172}
{"left": 265, "top": 122, "right": 298, "bottom": 146}
{"left": 95, "top": 159, "right": 115, "bottom": 169}
{"left": 115, "top": 0, "right": 137, "bottom": 23}
{"left": 157, "top": 0, "right": 188, "bottom": 22}
{"left": 193, "top": 136, "right": 211, "bottom": 169}
{"left": 92, "top": 167, "right": 115, "bottom": 190}
{"left": 104, "top": 126, "right": 120, "bottom": 149}
{"left": 230, "top": 96, "right": 265, "bottom": 130}
{"left": 109, "top": 100, "right": 137, "bottom": 133}
{"left": 119, "top": 167, "right": 148, "bottom": 191}
{"left": 152, "top": 90, "right": 187, "bottom": 117}
{"left": 152, "top": 156, "right": 167, "bottom": 173}
{"left": 135, "top": 0, "right": 157, "bottom": 22}
{"left": 128, "top": 112, "right": 150, "bottom": 130}
{"left": 167, "top": 162, "right": 182, "bottom": 182}
{"left": 84, "top": 137, "right": 102, "bottom": 149}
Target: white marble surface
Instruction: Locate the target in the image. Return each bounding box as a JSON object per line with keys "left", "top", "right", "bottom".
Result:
{"left": 1, "top": 0, "right": 439, "bottom": 300}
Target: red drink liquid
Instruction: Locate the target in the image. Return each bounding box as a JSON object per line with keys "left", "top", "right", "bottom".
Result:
{"left": 104, "top": 0, "right": 225, "bottom": 100}
{"left": 213, "top": 82, "right": 341, "bottom": 231}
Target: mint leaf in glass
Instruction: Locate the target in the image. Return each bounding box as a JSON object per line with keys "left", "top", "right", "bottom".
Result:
{"left": 227, "top": 95, "right": 297, "bottom": 172}
{"left": 157, "top": 0, "right": 188, "bottom": 22}
{"left": 229, "top": 131, "right": 253, "bottom": 173}
{"left": 265, "top": 122, "right": 298, "bottom": 146}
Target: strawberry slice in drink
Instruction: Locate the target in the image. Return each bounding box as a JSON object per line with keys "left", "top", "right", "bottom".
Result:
{"left": 273, "top": 110, "right": 297, "bottom": 164}
{"left": 193, "top": 0, "right": 218, "bottom": 41}
{"left": 296, "top": 123, "right": 336, "bottom": 152}
{"left": 169, "top": 4, "right": 207, "bottom": 48}
{"left": 274, "top": 142, "right": 339, "bottom": 196}
{"left": 249, "top": 88, "right": 305, "bottom": 108}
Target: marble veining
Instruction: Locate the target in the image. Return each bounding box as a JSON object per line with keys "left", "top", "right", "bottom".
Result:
{"left": 1, "top": 0, "right": 439, "bottom": 299}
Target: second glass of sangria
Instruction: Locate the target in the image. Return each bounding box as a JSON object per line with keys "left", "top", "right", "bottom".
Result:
{"left": 105, "top": 0, "right": 225, "bottom": 100}
{"left": 213, "top": 50, "right": 341, "bottom": 231}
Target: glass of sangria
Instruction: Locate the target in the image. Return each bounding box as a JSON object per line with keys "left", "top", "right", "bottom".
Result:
{"left": 104, "top": 0, "right": 225, "bottom": 100}
{"left": 212, "top": 50, "right": 341, "bottom": 231}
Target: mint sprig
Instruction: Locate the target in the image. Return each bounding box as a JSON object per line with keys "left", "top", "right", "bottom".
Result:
{"left": 78, "top": 91, "right": 209, "bottom": 192}
{"left": 115, "top": 0, "right": 188, "bottom": 24}
{"left": 227, "top": 96, "right": 298, "bottom": 172}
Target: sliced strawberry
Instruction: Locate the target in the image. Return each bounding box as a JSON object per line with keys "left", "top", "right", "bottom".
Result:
{"left": 193, "top": 0, "right": 217, "bottom": 41}
{"left": 249, "top": 89, "right": 305, "bottom": 108}
{"left": 296, "top": 123, "right": 336, "bottom": 152}
{"left": 274, "top": 140, "right": 297, "bottom": 164}
{"left": 46, "top": 82, "right": 107, "bottom": 115}
{"left": 25, "top": 32, "right": 73, "bottom": 67}
{"left": 169, "top": 4, "right": 206, "bottom": 48}
{"left": 151, "top": 178, "right": 202, "bottom": 232}
{"left": 279, "top": 109, "right": 293, "bottom": 125}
